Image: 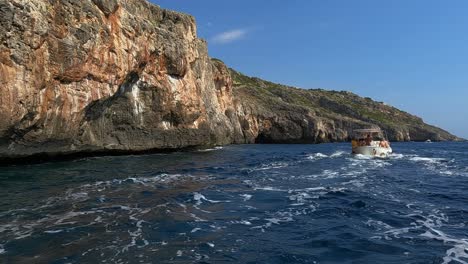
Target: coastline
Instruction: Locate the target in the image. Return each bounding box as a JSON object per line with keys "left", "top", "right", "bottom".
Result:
{"left": 1, "top": 140, "right": 465, "bottom": 166}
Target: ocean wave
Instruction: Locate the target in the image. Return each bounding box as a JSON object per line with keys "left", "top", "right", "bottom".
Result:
{"left": 367, "top": 208, "right": 468, "bottom": 263}
{"left": 418, "top": 217, "right": 468, "bottom": 264}
{"left": 388, "top": 153, "right": 405, "bottom": 159}
{"left": 193, "top": 192, "right": 225, "bottom": 205}
{"left": 2, "top": 143, "right": 467, "bottom": 262}
{"left": 87, "top": 173, "right": 191, "bottom": 188}
{"left": 196, "top": 146, "right": 224, "bottom": 152}
{"left": 306, "top": 151, "right": 347, "bottom": 161}
{"left": 191, "top": 227, "right": 202, "bottom": 233}
{"left": 330, "top": 150, "right": 347, "bottom": 158}
{"left": 408, "top": 156, "right": 459, "bottom": 176}
{"left": 230, "top": 220, "right": 252, "bottom": 226}
{"left": 251, "top": 211, "right": 295, "bottom": 232}
{"left": 288, "top": 192, "right": 314, "bottom": 205}
{"left": 240, "top": 194, "right": 252, "bottom": 201}
{"left": 306, "top": 153, "right": 328, "bottom": 160}
{"left": 352, "top": 154, "right": 373, "bottom": 160}
{"left": 253, "top": 186, "right": 288, "bottom": 192}
{"left": 253, "top": 161, "right": 290, "bottom": 171}
{"left": 0, "top": 172, "right": 209, "bottom": 256}
{"left": 409, "top": 156, "right": 448, "bottom": 163}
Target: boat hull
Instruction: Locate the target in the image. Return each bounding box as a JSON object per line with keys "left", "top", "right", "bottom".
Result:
{"left": 352, "top": 146, "right": 392, "bottom": 158}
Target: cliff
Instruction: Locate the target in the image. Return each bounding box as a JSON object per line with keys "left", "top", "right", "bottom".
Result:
{"left": 230, "top": 69, "right": 461, "bottom": 143}
{"left": 0, "top": 0, "right": 244, "bottom": 160}
{"left": 0, "top": 0, "right": 461, "bottom": 161}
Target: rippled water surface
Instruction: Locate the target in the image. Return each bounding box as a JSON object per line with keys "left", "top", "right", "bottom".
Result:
{"left": 1, "top": 142, "right": 468, "bottom": 263}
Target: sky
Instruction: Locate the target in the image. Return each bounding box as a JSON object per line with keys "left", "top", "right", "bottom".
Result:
{"left": 153, "top": 0, "right": 468, "bottom": 139}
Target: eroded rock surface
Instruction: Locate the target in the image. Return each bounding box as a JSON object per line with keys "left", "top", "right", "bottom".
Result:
{"left": 230, "top": 69, "right": 461, "bottom": 143}
{"left": 0, "top": 0, "right": 461, "bottom": 161}
{"left": 0, "top": 0, "right": 244, "bottom": 158}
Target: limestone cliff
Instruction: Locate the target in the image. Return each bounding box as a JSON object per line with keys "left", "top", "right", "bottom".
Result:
{"left": 0, "top": 0, "right": 461, "bottom": 161}
{"left": 230, "top": 69, "right": 461, "bottom": 143}
{"left": 0, "top": 0, "right": 243, "bottom": 159}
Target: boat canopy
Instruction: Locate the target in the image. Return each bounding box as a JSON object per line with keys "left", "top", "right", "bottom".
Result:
{"left": 353, "top": 128, "right": 382, "bottom": 133}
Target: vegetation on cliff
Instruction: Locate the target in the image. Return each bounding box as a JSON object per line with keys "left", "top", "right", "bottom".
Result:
{"left": 230, "top": 68, "right": 461, "bottom": 142}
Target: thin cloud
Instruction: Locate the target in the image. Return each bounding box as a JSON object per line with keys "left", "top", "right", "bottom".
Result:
{"left": 211, "top": 28, "right": 248, "bottom": 44}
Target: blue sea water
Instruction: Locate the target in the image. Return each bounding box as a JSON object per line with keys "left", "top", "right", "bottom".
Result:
{"left": 0, "top": 142, "right": 467, "bottom": 263}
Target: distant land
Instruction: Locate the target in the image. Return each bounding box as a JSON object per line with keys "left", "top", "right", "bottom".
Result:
{"left": 228, "top": 67, "right": 462, "bottom": 143}
{"left": 0, "top": 0, "right": 462, "bottom": 162}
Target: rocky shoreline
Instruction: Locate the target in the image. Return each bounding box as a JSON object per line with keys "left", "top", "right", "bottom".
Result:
{"left": 0, "top": 0, "right": 461, "bottom": 162}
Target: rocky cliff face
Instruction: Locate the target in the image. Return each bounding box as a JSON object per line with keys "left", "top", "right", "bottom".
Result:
{"left": 0, "top": 0, "right": 461, "bottom": 161}
{"left": 0, "top": 0, "right": 244, "bottom": 159}
{"left": 230, "top": 69, "right": 461, "bottom": 143}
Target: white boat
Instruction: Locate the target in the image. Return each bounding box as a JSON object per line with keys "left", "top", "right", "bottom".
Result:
{"left": 351, "top": 128, "right": 392, "bottom": 158}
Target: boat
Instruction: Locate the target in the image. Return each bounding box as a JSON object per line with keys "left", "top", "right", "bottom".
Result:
{"left": 351, "top": 128, "right": 392, "bottom": 157}
{"left": 425, "top": 139, "right": 432, "bottom": 143}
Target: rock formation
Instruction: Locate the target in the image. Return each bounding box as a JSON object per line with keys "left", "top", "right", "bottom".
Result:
{"left": 0, "top": 0, "right": 461, "bottom": 161}
{"left": 230, "top": 69, "right": 460, "bottom": 143}
{"left": 0, "top": 0, "right": 244, "bottom": 160}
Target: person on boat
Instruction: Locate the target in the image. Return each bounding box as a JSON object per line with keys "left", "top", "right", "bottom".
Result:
{"left": 379, "top": 140, "right": 389, "bottom": 148}
{"left": 365, "top": 134, "right": 372, "bottom": 146}
{"left": 359, "top": 138, "right": 366, "bottom": 146}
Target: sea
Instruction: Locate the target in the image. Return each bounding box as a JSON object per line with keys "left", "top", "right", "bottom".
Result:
{"left": 0, "top": 142, "right": 467, "bottom": 263}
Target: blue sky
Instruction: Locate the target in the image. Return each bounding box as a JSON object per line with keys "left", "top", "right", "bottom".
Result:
{"left": 153, "top": 0, "right": 467, "bottom": 138}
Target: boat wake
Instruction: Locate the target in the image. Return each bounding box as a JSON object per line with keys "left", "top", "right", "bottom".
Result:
{"left": 306, "top": 150, "right": 347, "bottom": 160}
{"left": 1, "top": 143, "right": 467, "bottom": 262}
{"left": 367, "top": 208, "right": 468, "bottom": 264}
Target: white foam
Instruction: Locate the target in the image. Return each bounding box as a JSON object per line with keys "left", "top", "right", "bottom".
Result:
{"left": 189, "top": 213, "right": 206, "bottom": 222}
{"left": 288, "top": 192, "right": 312, "bottom": 204}
{"left": 353, "top": 154, "right": 372, "bottom": 160}
{"left": 253, "top": 186, "right": 287, "bottom": 192}
{"left": 240, "top": 194, "right": 252, "bottom": 201}
{"left": 408, "top": 156, "right": 459, "bottom": 176}
{"left": 193, "top": 193, "right": 205, "bottom": 205}
{"left": 322, "top": 169, "right": 339, "bottom": 178}
{"left": 365, "top": 220, "right": 393, "bottom": 231}
{"left": 368, "top": 208, "right": 468, "bottom": 263}
{"left": 254, "top": 162, "right": 290, "bottom": 171}
{"left": 389, "top": 153, "right": 405, "bottom": 159}
{"left": 414, "top": 211, "right": 468, "bottom": 264}
{"left": 384, "top": 227, "right": 411, "bottom": 238}
{"left": 443, "top": 243, "right": 468, "bottom": 264}
{"left": 44, "top": 230, "right": 64, "bottom": 234}
{"left": 69, "top": 192, "right": 89, "bottom": 201}
{"left": 0, "top": 244, "right": 4, "bottom": 254}
{"left": 265, "top": 216, "right": 294, "bottom": 225}
{"left": 197, "top": 148, "right": 216, "bottom": 152}
{"left": 410, "top": 156, "right": 445, "bottom": 163}
{"left": 421, "top": 230, "right": 468, "bottom": 264}
{"left": 230, "top": 220, "right": 252, "bottom": 226}
{"left": 193, "top": 192, "right": 223, "bottom": 205}
{"left": 176, "top": 250, "right": 183, "bottom": 257}
{"left": 84, "top": 173, "right": 185, "bottom": 191}
{"left": 341, "top": 179, "right": 366, "bottom": 187}
{"left": 307, "top": 153, "right": 328, "bottom": 160}
{"left": 330, "top": 151, "right": 347, "bottom": 158}
{"left": 191, "top": 228, "right": 202, "bottom": 233}
{"left": 198, "top": 146, "right": 224, "bottom": 152}
{"left": 304, "top": 187, "right": 327, "bottom": 191}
